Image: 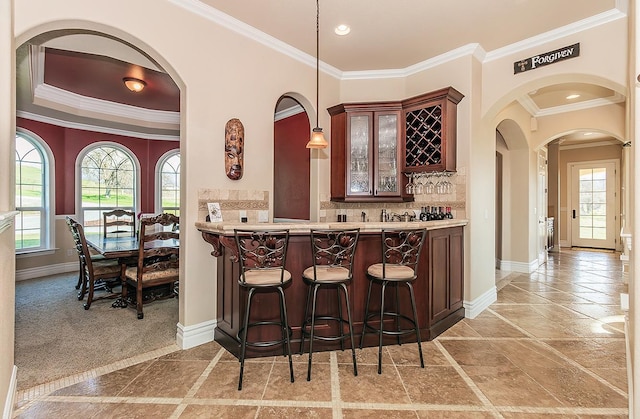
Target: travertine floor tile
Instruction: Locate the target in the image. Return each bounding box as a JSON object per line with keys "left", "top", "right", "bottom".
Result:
{"left": 13, "top": 249, "right": 629, "bottom": 418}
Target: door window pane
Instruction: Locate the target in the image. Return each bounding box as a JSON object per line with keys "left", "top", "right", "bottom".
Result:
{"left": 578, "top": 168, "right": 608, "bottom": 241}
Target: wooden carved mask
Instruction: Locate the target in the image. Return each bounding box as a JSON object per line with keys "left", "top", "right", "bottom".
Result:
{"left": 224, "top": 118, "right": 244, "bottom": 180}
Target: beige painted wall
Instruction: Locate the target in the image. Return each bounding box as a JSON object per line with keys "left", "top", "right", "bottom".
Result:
{"left": 558, "top": 144, "right": 623, "bottom": 245}
{"left": 2, "top": 1, "right": 631, "bottom": 412}
{"left": 15, "top": 218, "right": 76, "bottom": 274}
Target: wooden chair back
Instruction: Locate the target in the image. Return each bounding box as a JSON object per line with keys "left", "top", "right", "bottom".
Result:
{"left": 103, "top": 209, "right": 136, "bottom": 238}
{"left": 122, "top": 213, "right": 180, "bottom": 319}
{"left": 67, "top": 216, "right": 121, "bottom": 308}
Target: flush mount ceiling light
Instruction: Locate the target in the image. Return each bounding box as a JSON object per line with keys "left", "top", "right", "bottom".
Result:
{"left": 334, "top": 24, "right": 351, "bottom": 35}
{"left": 566, "top": 94, "right": 580, "bottom": 100}
{"left": 306, "top": 0, "right": 329, "bottom": 149}
{"left": 123, "top": 77, "right": 146, "bottom": 93}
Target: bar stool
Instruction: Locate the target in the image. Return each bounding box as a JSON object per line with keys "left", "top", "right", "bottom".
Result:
{"left": 234, "top": 229, "right": 294, "bottom": 391}
{"left": 360, "top": 228, "right": 426, "bottom": 374}
{"left": 300, "top": 228, "right": 359, "bottom": 381}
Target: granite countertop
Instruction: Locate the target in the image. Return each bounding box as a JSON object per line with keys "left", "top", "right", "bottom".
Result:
{"left": 196, "top": 219, "right": 468, "bottom": 235}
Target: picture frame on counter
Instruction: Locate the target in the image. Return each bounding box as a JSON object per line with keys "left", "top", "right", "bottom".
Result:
{"left": 207, "top": 202, "right": 223, "bottom": 222}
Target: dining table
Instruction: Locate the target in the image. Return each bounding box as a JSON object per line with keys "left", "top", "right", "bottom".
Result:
{"left": 84, "top": 232, "right": 140, "bottom": 259}
{"left": 84, "top": 232, "right": 180, "bottom": 259}
{"left": 84, "top": 232, "right": 180, "bottom": 308}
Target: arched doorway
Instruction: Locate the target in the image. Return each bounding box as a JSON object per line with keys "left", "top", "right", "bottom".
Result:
{"left": 273, "top": 94, "right": 311, "bottom": 222}
{"left": 14, "top": 28, "right": 183, "bottom": 389}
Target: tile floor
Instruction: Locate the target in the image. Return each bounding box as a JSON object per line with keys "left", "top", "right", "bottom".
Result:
{"left": 13, "top": 249, "right": 629, "bottom": 418}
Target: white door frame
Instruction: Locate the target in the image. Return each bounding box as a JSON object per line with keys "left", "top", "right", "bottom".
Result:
{"left": 566, "top": 158, "right": 620, "bottom": 250}
{"left": 538, "top": 149, "right": 548, "bottom": 265}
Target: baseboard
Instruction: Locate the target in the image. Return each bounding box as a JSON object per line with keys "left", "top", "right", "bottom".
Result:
{"left": 176, "top": 319, "right": 216, "bottom": 349}
{"left": 15, "top": 262, "right": 77, "bottom": 281}
{"left": 499, "top": 259, "right": 539, "bottom": 273}
{"left": 2, "top": 366, "right": 17, "bottom": 419}
{"left": 464, "top": 286, "right": 497, "bottom": 319}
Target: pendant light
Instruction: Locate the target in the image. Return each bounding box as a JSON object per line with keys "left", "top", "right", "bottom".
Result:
{"left": 306, "top": 0, "right": 329, "bottom": 149}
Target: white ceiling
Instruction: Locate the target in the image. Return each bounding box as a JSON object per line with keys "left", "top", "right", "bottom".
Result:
{"left": 200, "top": 0, "right": 617, "bottom": 71}
{"left": 16, "top": 0, "right": 626, "bottom": 146}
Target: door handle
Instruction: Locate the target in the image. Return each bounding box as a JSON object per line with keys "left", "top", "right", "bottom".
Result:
{"left": 572, "top": 210, "right": 576, "bottom": 219}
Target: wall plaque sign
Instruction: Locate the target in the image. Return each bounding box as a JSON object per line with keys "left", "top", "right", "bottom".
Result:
{"left": 514, "top": 43, "right": 580, "bottom": 74}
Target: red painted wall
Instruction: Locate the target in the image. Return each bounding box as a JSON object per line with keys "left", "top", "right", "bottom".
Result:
{"left": 17, "top": 117, "right": 178, "bottom": 215}
{"left": 273, "top": 112, "right": 310, "bottom": 220}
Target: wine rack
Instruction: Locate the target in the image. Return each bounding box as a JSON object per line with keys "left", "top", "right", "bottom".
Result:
{"left": 402, "top": 86, "right": 464, "bottom": 173}
{"left": 405, "top": 104, "right": 442, "bottom": 167}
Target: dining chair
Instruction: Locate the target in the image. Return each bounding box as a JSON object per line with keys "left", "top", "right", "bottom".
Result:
{"left": 360, "top": 228, "right": 427, "bottom": 374}
{"left": 103, "top": 209, "right": 136, "bottom": 238}
{"left": 120, "top": 213, "right": 179, "bottom": 319}
{"left": 300, "top": 228, "right": 359, "bottom": 381}
{"left": 67, "top": 217, "right": 122, "bottom": 309}
{"left": 234, "top": 229, "right": 294, "bottom": 391}
{"left": 66, "top": 216, "right": 106, "bottom": 298}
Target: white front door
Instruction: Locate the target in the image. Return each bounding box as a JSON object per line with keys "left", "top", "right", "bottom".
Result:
{"left": 570, "top": 161, "right": 616, "bottom": 249}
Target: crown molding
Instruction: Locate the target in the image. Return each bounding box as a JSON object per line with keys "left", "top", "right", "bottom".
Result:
{"left": 17, "top": 110, "right": 179, "bottom": 141}
{"left": 170, "top": 0, "right": 343, "bottom": 79}
{"left": 172, "top": 0, "right": 625, "bottom": 81}
{"left": 274, "top": 104, "right": 305, "bottom": 122}
{"left": 517, "top": 91, "right": 625, "bottom": 117}
{"left": 559, "top": 139, "right": 621, "bottom": 150}
{"left": 33, "top": 83, "right": 180, "bottom": 126}
{"left": 485, "top": 8, "right": 626, "bottom": 62}
{"left": 0, "top": 211, "right": 19, "bottom": 235}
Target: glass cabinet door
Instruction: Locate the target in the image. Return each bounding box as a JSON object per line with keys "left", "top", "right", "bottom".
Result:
{"left": 374, "top": 112, "right": 399, "bottom": 195}
{"left": 348, "top": 114, "right": 371, "bottom": 195}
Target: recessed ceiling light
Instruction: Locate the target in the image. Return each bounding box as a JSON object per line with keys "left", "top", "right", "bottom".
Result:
{"left": 566, "top": 94, "right": 580, "bottom": 100}
{"left": 334, "top": 24, "right": 351, "bottom": 35}
{"left": 583, "top": 132, "right": 593, "bottom": 136}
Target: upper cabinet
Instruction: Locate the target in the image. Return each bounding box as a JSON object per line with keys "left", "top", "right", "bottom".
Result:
{"left": 328, "top": 86, "right": 463, "bottom": 202}
{"left": 329, "top": 102, "right": 409, "bottom": 202}
{"left": 402, "top": 87, "right": 464, "bottom": 173}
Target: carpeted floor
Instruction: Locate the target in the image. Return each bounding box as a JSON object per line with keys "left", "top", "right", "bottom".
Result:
{"left": 14, "top": 272, "right": 179, "bottom": 390}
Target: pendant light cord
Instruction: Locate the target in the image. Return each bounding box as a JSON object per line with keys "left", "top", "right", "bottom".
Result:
{"left": 315, "top": 0, "right": 320, "bottom": 129}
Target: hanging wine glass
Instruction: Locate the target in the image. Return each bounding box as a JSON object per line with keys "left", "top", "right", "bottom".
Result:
{"left": 414, "top": 174, "right": 424, "bottom": 194}
{"left": 405, "top": 173, "right": 414, "bottom": 194}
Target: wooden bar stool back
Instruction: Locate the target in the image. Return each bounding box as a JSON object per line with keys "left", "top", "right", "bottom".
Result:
{"left": 300, "top": 228, "right": 359, "bottom": 381}
{"left": 360, "top": 228, "right": 426, "bottom": 374}
{"left": 234, "top": 229, "right": 294, "bottom": 391}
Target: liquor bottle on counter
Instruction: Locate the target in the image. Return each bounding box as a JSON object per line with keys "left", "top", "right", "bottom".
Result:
{"left": 419, "top": 207, "right": 428, "bottom": 221}
{"left": 445, "top": 207, "right": 453, "bottom": 219}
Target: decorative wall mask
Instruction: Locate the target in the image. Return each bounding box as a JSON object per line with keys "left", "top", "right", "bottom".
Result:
{"left": 225, "top": 118, "right": 244, "bottom": 180}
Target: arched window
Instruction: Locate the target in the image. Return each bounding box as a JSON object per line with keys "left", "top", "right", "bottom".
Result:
{"left": 15, "top": 131, "right": 52, "bottom": 252}
{"left": 157, "top": 150, "right": 180, "bottom": 216}
{"left": 79, "top": 144, "right": 137, "bottom": 234}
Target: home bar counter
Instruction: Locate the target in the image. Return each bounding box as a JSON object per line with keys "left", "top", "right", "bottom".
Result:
{"left": 197, "top": 219, "right": 467, "bottom": 358}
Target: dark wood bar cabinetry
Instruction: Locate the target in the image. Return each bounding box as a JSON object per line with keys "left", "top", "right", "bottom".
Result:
{"left": 328, "top": 102, "right": 407, "bottom": 202}
{"left": 198, "top": 222, "right": 466, "bottom": 358}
